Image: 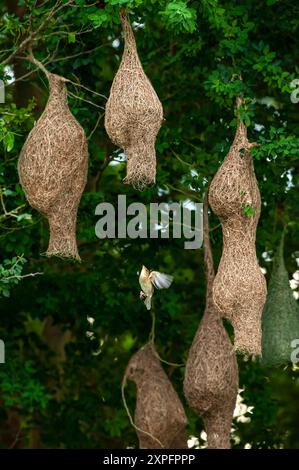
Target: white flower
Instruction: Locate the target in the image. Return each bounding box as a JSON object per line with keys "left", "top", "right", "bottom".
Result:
{"left": 290, "top": 279, "right": 299, "bottom": 290}
{"left": 187, "top": 436, "right": 200, "bottom": 449}
{"left": 86, "top": 331, "right": 95, "bottom": 340}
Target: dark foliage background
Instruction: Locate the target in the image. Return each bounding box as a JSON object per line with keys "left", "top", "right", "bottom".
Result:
{"left": 0, "top": 0, "right": 299, "bottom": 448}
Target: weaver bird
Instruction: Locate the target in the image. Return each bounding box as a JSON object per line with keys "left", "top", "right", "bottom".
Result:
{"left": 139, "top": 265, "right": 173, "bottom": 310}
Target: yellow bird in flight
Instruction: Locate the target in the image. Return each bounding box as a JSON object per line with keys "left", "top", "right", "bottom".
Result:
{"left": 139, "top": 265, "right": 173, "bottom": 310}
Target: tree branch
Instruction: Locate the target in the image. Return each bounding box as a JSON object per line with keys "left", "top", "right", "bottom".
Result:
{"left": 2, "top": 272, "right": 44, "bottom": 282}
{"left": 1, "top": 0, "right": 74, "bottom": 66}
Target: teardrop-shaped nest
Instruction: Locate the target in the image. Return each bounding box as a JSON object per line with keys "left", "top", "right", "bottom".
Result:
{"left": 18, "top": 72, "right": 88, "bottom": 260}
{"left": 184, "top": 301, "right": 238, "bottom": 448}
{"left": 262, "top": 235, "right": 299, "bottom": 366}
{"left": 124, "top": 343, "right": 188, "bottom": 449}
{"left": 209, "top": 117, "right": 267, "bottom": 355}
{"left": 105, "top": 10, "right": 163, "bottom": 191}
{"left": 184, "top": 195, "right": 238, "bottom": 449}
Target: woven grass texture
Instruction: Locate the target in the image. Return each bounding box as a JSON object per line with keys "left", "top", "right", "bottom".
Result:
{"left": 262, "top": 236, "right": 299, "bottom": 366}
{"left": 209, "top": 104, "right": 267, "bottom": 355}
{"left": 105, "top": 10, "right": 163, "bottom": 190}
{"left": 18, "top": 63, "right": 88, "bottom": 261}
{"left": 184, "top": 195, "right": 238, "bottom": 449}
{"left": 124, "top": 343, "right": 188, "bottom": 449}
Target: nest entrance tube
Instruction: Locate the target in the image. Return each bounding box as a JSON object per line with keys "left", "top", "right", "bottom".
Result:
{"left": 123, "top": 343, "right": 188, "bottom": 449}
{"left": 105, "top": 10, "right": 163, "bottom": 190}
{"left": 208, "top": 101, "right": 267, "bottom": 355}
{"left": 184, "top": 194, "right": 238, "bottom": 449}
{"left": 18, "top": 58, "right": 88, "bottom": 260}
{"left": 261, "top": 234, "right": 299, "bottom": 366}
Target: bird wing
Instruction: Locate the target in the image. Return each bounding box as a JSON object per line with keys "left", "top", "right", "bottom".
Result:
{"left": 149, "top": 271, "right": 173, "bottom": 289}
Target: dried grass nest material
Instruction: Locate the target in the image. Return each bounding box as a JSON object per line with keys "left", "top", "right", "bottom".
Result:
{"left": 105, "top": 10, "right": 163, "bottom": 191}
{"left": 18, "top": 64, "right": 88, "bottom": 261}
{"left": 184, "top": 196, "right": 238, "bottom": 449}
{"left": 208, "top": 111, "right": 267, "bottom": 355}
{"left": 123, "top": 343, "right": 188, "bottom": 449}
{"left": 184, "top": 305, "right": 238, "bottom": 449}
{"left": 261, "top": 235, "right": 299, "bottom": 366}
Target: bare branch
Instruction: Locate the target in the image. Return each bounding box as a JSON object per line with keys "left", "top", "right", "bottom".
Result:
{"left": 171, "top": 149, "right": 194, "bottom": 167}
{"left": 27, "top": 47, "right": 50, "bottom": 78}
{"left": 2, "top": 272, "right": 44, "bottom": 282}
{"left": 165, "top": 183, "right": 201, "bottom": 201}
{"left": 49, "top": 43, "right": 110, "bottom": 65}
{"left": 0, "top": 188, "right": 27, "bottom": 221}
{"left": 88, "top": 112, "right": 105, "bottom": 140}
{"left": 67, "top": 90, "right": 105, "bottom": 109}
{"left": 1, "top": 0, "right": 74, "bottom": 66}
{"left": 68, "top": 79, "right": 108, "bottom": 100}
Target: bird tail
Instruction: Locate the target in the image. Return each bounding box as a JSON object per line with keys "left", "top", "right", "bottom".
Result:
{"left": 144, "top": 295, "right": 152, "bottom": 310}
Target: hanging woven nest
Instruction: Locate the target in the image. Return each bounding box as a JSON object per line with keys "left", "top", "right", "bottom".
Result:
{"left": 105, "top": 10, "right": 163, "bottom": 190}
{"left": 123, "top": 343, "right": 188, "bottom": 449}
{"left": 18, "top": 54, "right": 88, "bottom": 260}
{"left": 208, "top": 99, "right": 267, "bottom": 355}
{"left": 184, "top": 195, "right": 238, "bottom": 449}
{"left": 261, "top": 235, "right": 299, "bottom": 366}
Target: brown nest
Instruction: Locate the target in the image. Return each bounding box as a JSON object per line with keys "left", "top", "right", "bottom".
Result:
{"left": 105, "top": 10, "right": 163, "bottom": 190}
{"left": 208, "top": 101, "right": 267, "bottom": 355}
{"left": 123, "top": 343, "right": 188, "bottom": 449}
{"left": 184, "top": 194, "right": 238, "bottom": 448}
{"left": 18, "top": 56, "right": 88, "bottom": 260}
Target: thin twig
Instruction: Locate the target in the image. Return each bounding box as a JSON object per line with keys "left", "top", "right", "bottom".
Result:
{"left": 148, "top": 307, "right": 184, "bottom": 367}
{"left": 1, "top": 0, "right": 74, "bottom": 66}
{"left": 9, "top": 425, "right": 23, "bottom": 450}
{"left": 49, "top": 43, "right": 109, "bottom": 64}
{"left": 68, "top": 79, "right": 107, "bottom": 100}
{"left": 172, "top": 150, "right": 194, "bottom": 168}
{"left": 27, "top": 47, "right": 50, "bottom": 78}
{"left": 0, "top": 205, "right": 27, "bottom": 221}
{"left": 0, "top": 190, "right": 27, "bottom": 221}
{"left": 149, "top": 309, "right": 156, "bottom": 345}
{"left": 88, "top": 112, "right": 105, "bottom": 140}
{"left": 42, "top": 29, "right": 94, "bottom": 39}
{"left": 209, "top": 222, "right": 221, "bottom": 232}
{"left": 0, "top": 190, "right": 7, "bottom": 215}
{"left": 67, "top": 90, "right": 105, "bottom": 109}
{"left": 121, "top": 377, "right": 164, "bottom": 448}
{"left": 2, "top": 272, "right": 44, "bottom": 282}
{"left": 166, "top": 183, "right": 201, "bottom": 201}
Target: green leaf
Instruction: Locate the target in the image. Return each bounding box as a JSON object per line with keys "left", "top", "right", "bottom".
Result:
{"left": 160, "top": 1, "right": 197, "bottom": 33}
{"left": 68, "top": 33, "right": 76, "bottom": 43}
{"left": 243, "top": 203, "right": 256, "bottom": 217}
{"left": 3, "top": 132, "right": 14, "bottom": 152}
{"left": 2, "top": 188, "right": 15, "bottom": 197}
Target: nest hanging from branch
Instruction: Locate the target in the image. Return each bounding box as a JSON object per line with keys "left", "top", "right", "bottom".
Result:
{"left": 105, "top": 10, "right": 163, "bottom": 190}
{"left": 123, "top": 343, "right": 188, "bottom": 449}
{"left": 208, "top": 99, "right": 267, "bottom": 355}
{"left": 18, "top": 54, "right": 88, "bottom": 260}
{"left": 262, "top": 234, "right": 299, "bottom": 366}
{"left": 184, "top": 194, "right": 238, "bottom": 449}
